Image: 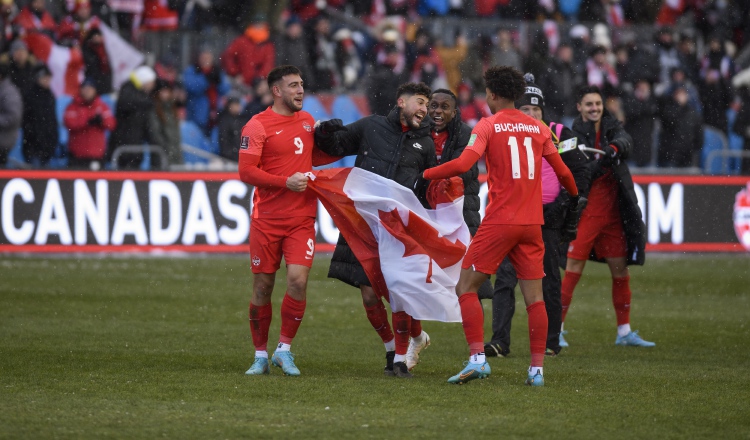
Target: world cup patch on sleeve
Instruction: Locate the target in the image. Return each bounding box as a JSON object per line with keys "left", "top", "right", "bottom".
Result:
{"left": 240, "top": 136, "right": 249, "bottom": 150}
{"left": 468, "top": 134, "right": 477, "bottom": 146}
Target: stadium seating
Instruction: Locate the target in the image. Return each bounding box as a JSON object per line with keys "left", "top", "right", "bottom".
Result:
{"left": 180, "top": 120, "right": 211, "bottom": 164}
{"left": 701, "top": 125, "right": 730, "bottom": 175}
{"left": 302, "top": 96, "right": 331, "bottom": 121}
{"left": 331, "top": 95, "right": 362, "bottom": 125}
{"left": 726, "top": 109, "right": 744, "bottom": 175}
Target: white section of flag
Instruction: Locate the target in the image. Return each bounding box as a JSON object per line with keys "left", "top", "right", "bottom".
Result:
{"left": 99, "top": 22, "right": 145, "bottom": 90}
{"left": 342, "top": 168, "right": 468, "bottom": 322}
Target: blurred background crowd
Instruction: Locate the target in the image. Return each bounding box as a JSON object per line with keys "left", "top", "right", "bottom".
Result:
{"left": 1, "top": 0, "right": 750, "bottom": 173}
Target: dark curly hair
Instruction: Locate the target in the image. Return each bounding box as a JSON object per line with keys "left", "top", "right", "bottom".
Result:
{"left": 396, "top": 82, "right": 432, "bottom": 100}
{"left": 576, "top": 85, "right": 602, "bottom": 103}
{"left": 267, "top": 65, "right": 302, "bottom": 88}
{"left": 430, "top": 88, "right": 458, "bottom": 106}
{"left": 483, "top": 66, "right": 526, "bottom": 101}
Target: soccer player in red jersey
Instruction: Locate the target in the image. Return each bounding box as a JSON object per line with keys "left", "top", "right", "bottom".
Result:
{"left": 422, "top": 66, "right": 580, "bottom": 386}
{"left": 560, "top": 86, "right": 653, "bottom": 348}
{"left": 238, "top": 65, "right": 335, "bottom": 377}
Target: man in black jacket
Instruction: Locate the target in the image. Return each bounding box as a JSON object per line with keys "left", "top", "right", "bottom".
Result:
{"left": 560, "top": 85, "right": 653, "bottom": 348}
{"left": 483, "top": 74, "right": 590, "bottom": 358}
{"left": 315, "top": 82, "right": 436, "bottom": 379}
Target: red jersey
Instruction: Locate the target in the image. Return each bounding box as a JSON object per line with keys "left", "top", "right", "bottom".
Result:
{"left": 467, "top": 109, "right": 557, "bottom": 225}
{"left": 240, "top": 107, "right": 316, "bottom": 219}
{"left": 431, "top": 130, "right": 449, "bottom": 160}
{"left": 584, "top": 130, "right": 620, "bottom": 218}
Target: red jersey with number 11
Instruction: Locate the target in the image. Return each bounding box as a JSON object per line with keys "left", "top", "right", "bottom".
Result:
{"left": 467, "top": 109, "right": 558, "bottom": 225}
{"left": 240, "top": 107, "right": 317, "bottom": 219}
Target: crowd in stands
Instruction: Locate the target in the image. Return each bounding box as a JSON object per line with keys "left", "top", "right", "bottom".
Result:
{"left": 1, "top": 0, "right": 750, "bottom": 173}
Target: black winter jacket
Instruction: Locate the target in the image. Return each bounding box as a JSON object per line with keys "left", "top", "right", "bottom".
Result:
{"left": 436, "top": 108, "right": 481, "bottom": 234}
{"left": 544, "top": 120, "right": 591, "bottom": 230}
{"left": 108, "top": 81, "right": 154, "bottom": 154}
{"left": 315, "top": 106, "right": 437, "bottom": 288}
{"left": 21, "top": 83, "right": 58, "bottom": 164}
{"left": 571, "top": 109, "right": 646, "bottom": 265}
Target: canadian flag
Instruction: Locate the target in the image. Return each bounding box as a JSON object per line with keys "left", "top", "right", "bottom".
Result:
{"left": 24, "top": 22, "right": 143, "bottom": 97}
{"left": 307, "top": 168, "right": 469, "bottom": 323}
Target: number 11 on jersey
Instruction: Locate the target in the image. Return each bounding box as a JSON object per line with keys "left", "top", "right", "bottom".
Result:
{"left": 508, "top": 136, "right": 534, "bottom": 179}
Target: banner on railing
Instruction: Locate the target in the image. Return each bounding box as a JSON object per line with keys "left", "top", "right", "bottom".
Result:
{"left": 0, "top": 171, "right": 748, "bottom": 253}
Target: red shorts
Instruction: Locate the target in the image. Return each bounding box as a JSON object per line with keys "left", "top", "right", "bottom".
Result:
{"left": 249, "top": 217, "right": 316, "bottom": 274}
{"left": 462, "top": 223, "right": 545, "bottom": 280}
{"left": 567, "top": 213, "right": 627, "bottom": 260}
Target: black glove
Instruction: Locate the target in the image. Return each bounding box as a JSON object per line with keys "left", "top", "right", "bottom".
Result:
{"left": 560, "top": 195, "right": 587, "bottom": 243}
{"left": 603, "top": 144, "right": 618, "bottom": 159}
{"left": 88, "top": 114, "right": 103, "bottom": 126}
{"left": 318, "top": 119, "right": 346, "bottom": 135}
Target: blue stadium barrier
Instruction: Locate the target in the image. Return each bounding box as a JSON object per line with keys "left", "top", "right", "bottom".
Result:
{"left": 331, "top": 95, "right": 362, "bottom": 125}
{"left": 726, "top": 109, "right": 744, "bottom": 175}
{"left": 180, "top": 120, "right": 210, "bottom": 164}
{"left": 303, "top": 96, "right": 331, "bottom": 121}
{"left": 6, "top": 129, "right": 24, "bottom": 168}
{"left": 100, "top": 93, "right": 116, "bottom": 113}
{"left": 701, "top": 126, "right": 729, "bottom": 175}
{"left": 56, "top": 95, "right": 73, "bottom": 150}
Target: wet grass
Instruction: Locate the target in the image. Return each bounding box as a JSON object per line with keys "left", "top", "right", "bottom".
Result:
{"left": 1, "top": 254, "right": 748, "bottom": 439}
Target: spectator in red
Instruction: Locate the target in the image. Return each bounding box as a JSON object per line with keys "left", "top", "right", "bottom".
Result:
{"left": 57, "top": 0, "right": 100, "bottom": 45}
{"left": 456, "top": 82, "right": 490, "bottom": 127}
{"left": 12, "top": 0, "right": 55, "bottom": 38}
{"left": 221, "top": 17, "right": 275, "bottom": 88}
{"left": 63, "top": 77, "right": 115, "bottom": 170}
{"left": 142, "top": 0, "right": 177, "bottom": 31}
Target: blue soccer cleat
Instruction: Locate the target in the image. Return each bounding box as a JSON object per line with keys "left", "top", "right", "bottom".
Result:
{"left": 245, "top": 357, "right": 270, "bottom": 375}
{"left": 271, "top": 351, "right": 301, "bottom": 376}
{"left": 525, "top": 371, "right": 545, "bottom": 387}
{"left": 615, "top": 330, "right": 655, "bottom": 347}
{"left": 447, "top": 361, "right": 491, "bottom": 384}
{"left": 559, "top": 330, "right": 569, "bottom": 347}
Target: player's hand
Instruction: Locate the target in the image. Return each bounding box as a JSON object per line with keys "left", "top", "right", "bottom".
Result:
{"left": 603, "top": 144, "right": 619, "bottom": 159}
{"left": 560, "top": 195, "right": 587, "bottom": 243}
{"left": 286, "top": 172, "right": 308, "bottom": 192}
{"left": 317, "top": 119, "right": 346, "bottom": 134}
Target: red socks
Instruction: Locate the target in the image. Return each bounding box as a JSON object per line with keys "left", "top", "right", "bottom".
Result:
{"left": 561, "top": 270, "right": 582, "bottom": 323}
{"left": 527, "top": 301, "right": 548, "bottom": 367}
{"left": 458, "top": 292, "right": 484, "bottom": 355}
{"left": 410, "top": 319, "right": 423, "bottom": 338}
{"left": 279, "top": 294, "right": 306, "bottom": 345}
{"left": 364, "top": 300, "right": 394, "bottom": 344}
{"left": 249, "top": 302, "right": 272, "bottom": 351}
{"left": 392, "top": 311, "right": 411, "bottom": 355}
{"left": 612, "top": 276, "right": 632, "bottom": 326}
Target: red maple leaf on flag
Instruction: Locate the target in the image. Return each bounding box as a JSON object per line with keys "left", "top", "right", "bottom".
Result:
{"left": 378, "top": 208, "right": 467, "bottom": 283}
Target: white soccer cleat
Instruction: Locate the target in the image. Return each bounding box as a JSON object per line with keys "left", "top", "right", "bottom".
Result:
{"left": 405, "top": 331, "right": 431, "bottom": 371}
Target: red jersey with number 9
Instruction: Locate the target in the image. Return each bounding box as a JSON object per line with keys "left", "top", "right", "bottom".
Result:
{"left": 240, "top": 107, "right": 317, "bottom": 219}
{"left": 467, "top": 109, "right": 558, "bottom": 225}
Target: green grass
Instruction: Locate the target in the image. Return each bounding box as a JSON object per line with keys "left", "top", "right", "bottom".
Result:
{"left": 1, "top": 254, "right": 749, "bottom": 439}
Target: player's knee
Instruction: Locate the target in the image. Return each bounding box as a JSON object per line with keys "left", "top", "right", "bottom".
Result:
{"left": 360, "top": 287, "right": 379, "bottom": 306}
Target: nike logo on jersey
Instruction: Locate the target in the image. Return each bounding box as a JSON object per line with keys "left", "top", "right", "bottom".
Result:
{"left": 276, "top": 130, "right": 283, "bottom": 134}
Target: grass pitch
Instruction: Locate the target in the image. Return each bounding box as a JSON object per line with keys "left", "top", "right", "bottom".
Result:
{"left": 1, "top": 254, "right": 749, "bottom": 439}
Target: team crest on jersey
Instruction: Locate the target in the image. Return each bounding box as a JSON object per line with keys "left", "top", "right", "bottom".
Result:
{"left": 252, "top": 255, "right": 261, "bottom": 266}
{"left": 302, "top": 122, "right": 312, "bottom": 132}
{"left": 240, "top": 136, "right": 249, "bottom": 150}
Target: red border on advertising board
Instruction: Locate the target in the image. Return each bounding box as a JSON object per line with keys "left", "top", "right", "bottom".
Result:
{"left": 0, "top": 170, "right": 238, "bottom": 182}
{"left": 1, "top": 243, "right": 743, "bottom": 254}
